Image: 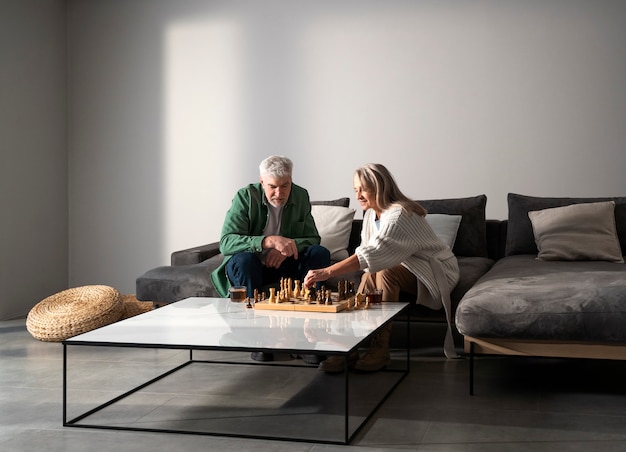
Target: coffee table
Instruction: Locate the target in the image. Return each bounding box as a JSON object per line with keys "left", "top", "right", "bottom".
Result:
{"left": 63, "top": 297, "right": 409, "bottom": 444}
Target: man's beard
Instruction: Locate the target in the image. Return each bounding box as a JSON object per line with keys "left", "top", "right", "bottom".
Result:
{"left": 269, "top": 198, "right": 285, "bottom": 207}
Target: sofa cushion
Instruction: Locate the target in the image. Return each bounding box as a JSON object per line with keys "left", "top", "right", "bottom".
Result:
{"left": 418, "top": 195, "right": 488, "bottom": 257}
{"left": 529, "top": 201, "right": 623, "bottom": 263}
{"left": 311, "top": 205, "right": 356, "bottom": 261}
{"left": 425, "top": 214, "right": 462, "bottom": 249}
{"left": 456, "top": 255, "right": 626, "bottom": 342}
{"left": 506, "top": 193, "right": 626, "bottom": 256}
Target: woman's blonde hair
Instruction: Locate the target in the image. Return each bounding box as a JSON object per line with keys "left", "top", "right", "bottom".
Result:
{"left": 354, "top": 163, "right": 426, "bottom": 216}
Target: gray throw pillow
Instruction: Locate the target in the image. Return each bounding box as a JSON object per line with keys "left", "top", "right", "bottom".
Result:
{"left": 528, "top": 201, "right": 624, "bottom": 263}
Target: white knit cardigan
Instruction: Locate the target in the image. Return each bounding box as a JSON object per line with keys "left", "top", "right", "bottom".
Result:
{"left": 355, "top": 206, "right": 461, "bottom": 357}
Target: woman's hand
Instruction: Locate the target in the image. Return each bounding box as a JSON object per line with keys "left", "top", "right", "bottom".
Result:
{"left": 304, "top": 268, "right": 330, "bottom": 289}
{"left": 304, "top": 254, "right": 360, "bottom": 289}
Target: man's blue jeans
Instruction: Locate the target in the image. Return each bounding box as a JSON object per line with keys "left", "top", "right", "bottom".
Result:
{"left": 226, "top": 245, "right": 330, "bottom": 298}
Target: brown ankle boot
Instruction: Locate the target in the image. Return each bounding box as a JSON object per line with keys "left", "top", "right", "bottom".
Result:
{"left": 318, "top": 351, "right": 359, "bottom": 373}
{"left": 354, "top": 323, "right": 392, "bottom": 372}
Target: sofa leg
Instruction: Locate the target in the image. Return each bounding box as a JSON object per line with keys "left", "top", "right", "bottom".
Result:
{"left": 469, "top": 341, "right": 475, "bottom": 396}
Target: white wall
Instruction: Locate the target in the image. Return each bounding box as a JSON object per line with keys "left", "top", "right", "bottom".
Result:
{"left": 67, "top": 0, "right": 626, "bottom": 296}
{"left": 1, "top": 0, "right": 67, "bottom": 320}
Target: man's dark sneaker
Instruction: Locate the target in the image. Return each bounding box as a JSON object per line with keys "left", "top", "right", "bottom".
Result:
{"left": 251, "top": 352, "right": 274, "bottom": 361}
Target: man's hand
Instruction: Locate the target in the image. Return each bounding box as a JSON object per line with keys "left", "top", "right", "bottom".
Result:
{"left": 263, "top": 236, "right": 298, "bottom": 259}
{"left": 264, "top": 249, "right": 287, "bottom": 268}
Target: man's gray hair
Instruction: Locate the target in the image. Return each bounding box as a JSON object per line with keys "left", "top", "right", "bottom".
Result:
{"left": 259, "top": 155, "right": 293, "bottom": 178}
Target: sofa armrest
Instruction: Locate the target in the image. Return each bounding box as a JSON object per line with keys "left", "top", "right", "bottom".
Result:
{"left": 171, "top": 242, "right": 222, "bottom": 266}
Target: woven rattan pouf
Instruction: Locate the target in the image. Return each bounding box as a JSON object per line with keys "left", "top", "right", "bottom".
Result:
{"left": 26, "top": 285, "right": 124, "bottom": 342}
{"left": 120, "top": 294, "right": 154, "bottom": 319}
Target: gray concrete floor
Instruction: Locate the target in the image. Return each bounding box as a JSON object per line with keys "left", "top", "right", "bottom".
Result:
{"left": 2, "top": 318, "right": 626, "bottom": 451}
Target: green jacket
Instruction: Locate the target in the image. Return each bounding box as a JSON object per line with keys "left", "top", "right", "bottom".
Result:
{"left": 211, "top": 182, "right": 321, "bottom": 297}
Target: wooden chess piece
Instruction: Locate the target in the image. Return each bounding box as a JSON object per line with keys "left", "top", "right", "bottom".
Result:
{"left": 355, "top": 293, "right": 365, "bottom": 309}
{"left": 294, "top": 280, "right": 301, "bottom": 298}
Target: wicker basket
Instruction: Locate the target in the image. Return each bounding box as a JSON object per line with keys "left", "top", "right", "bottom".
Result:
{"left": 26, "top": 285, "right": 124, "bottom": 342}
{"left": 120, "top": 294, "right": 154, "bottom": 319}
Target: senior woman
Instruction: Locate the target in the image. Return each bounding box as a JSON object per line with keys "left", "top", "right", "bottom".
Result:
{"left": 304, "top": 163, "right": 460, "bottom": 372}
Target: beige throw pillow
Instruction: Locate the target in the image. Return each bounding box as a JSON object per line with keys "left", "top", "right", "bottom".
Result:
{"left": 528, "top": 201, "right": 624, "bottom": 263}
{"left": 311, "top": 205, "right": 356, "bottom": 262}
{"left": 425, "top": 214, "right": 462, "bottom": 249}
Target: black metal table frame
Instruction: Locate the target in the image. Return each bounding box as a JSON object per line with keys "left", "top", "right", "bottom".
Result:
{"left": 63, "top": 308, "right": 409, "bottom": 445}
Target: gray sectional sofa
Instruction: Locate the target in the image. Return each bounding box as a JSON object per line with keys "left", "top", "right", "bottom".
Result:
{"left": 136, "top": 193, "right": 626, "bottom": 368}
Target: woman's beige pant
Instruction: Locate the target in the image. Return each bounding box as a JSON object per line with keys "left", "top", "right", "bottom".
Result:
{"left": 358, "top": 265, "right": 416, "bottom": 301}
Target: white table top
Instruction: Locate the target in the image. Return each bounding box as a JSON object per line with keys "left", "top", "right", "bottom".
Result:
{"left": 66, "top": 297, "right": 408, "bottom": 354}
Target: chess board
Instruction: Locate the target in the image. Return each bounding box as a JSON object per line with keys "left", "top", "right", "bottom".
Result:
{"left": 253, "top": 296, "right": 352, "bottom": 313}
